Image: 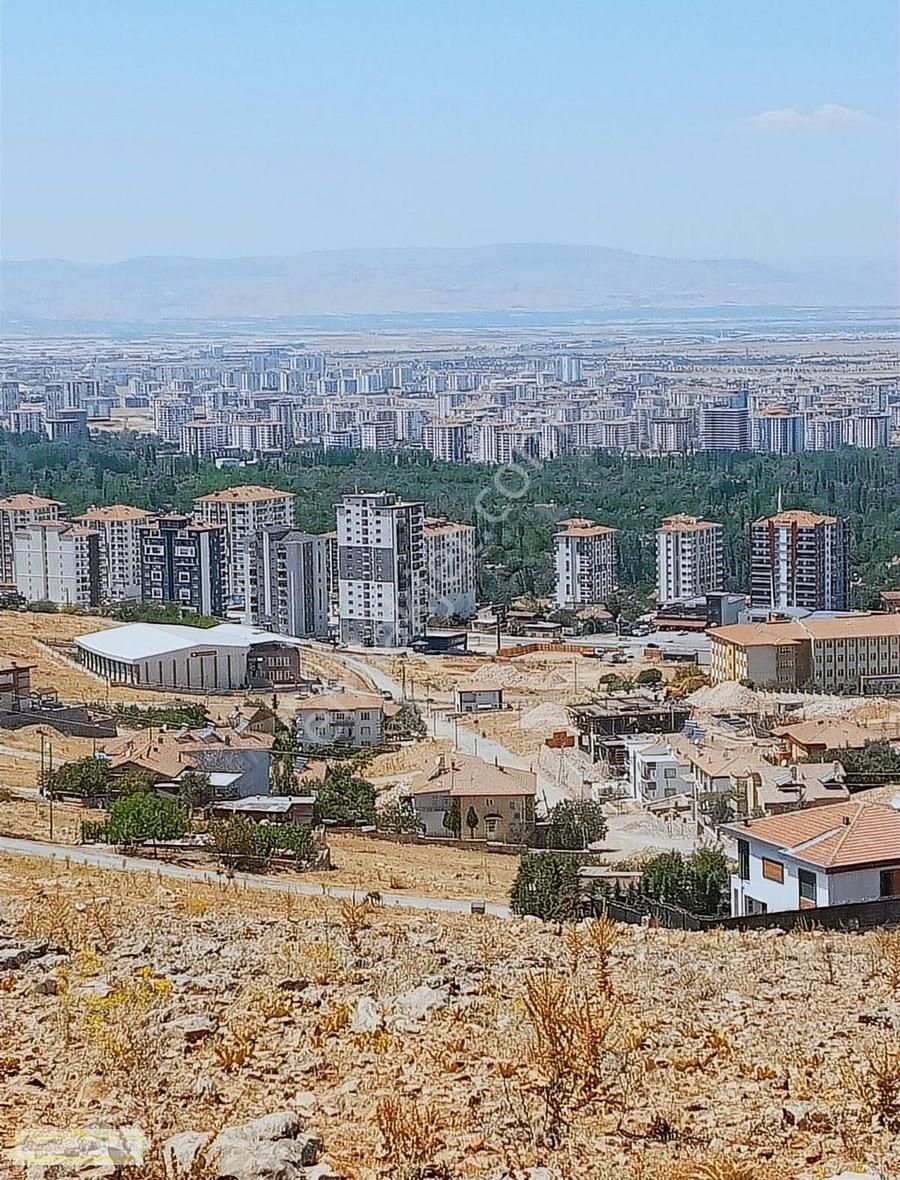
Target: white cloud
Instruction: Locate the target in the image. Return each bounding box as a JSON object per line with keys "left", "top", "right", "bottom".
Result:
{"left": 742, "top": 104, "right": 876, "bottom": 132}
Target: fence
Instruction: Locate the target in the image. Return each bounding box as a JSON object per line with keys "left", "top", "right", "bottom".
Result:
{"left": 587, "top": 892, "right": 900, "bottom": 934}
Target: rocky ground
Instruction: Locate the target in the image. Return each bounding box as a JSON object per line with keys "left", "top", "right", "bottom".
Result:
{"left": 0, "top": 852, "right": 897, "bottom": 1180}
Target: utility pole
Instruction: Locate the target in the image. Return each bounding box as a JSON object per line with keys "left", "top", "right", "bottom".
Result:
{"left": 48, "top": 737, "right": 54, "bottom": 841}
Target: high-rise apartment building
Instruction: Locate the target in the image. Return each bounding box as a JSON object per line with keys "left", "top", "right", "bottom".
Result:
{"left": 553, "top": 518, "right": 617, "bottom": 608}
{"left": 246, "top": 526, "right": 329, "bottom": 637}
{"left": 750, "top": 509, "right": 850, "bottom": 612}
{"left": 656, "top": 514, "right": 724, "bottom": 604}
{"left": 423, "top": 518, "right": 476, "bottom": 619}
{"left": 75, "top": 504, "right": 155, "bottom": 601}
{"left": 751, "top": 411, "right": 806, "bottom": 454}
{"left": 423, "top": 421, "right": 469, "bottom": 463}
{"left": 698, "top": 404, "right": 750, "bottom": 452}
{"left": 193, "top": 485, "right": 295, "bottom": 601}
{"left": 0, "top": 494, "right": 63, "bottom": 584}
{"left": 13, "top": 522, "right": 101, "bottom": 607}
{"left": 139, "top": 514, "right": 226, "bottom": 617}
{"left": 336, "top": 492, "right": 427, "bottom": 646}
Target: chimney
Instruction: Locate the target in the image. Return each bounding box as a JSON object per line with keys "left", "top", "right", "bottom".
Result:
{"left": 842, "top": 815, "right": 851, "bottom": 826}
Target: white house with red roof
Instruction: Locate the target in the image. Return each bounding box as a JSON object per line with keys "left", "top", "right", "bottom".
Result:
{"left": 722, "top": 801, "right": 900, "bottom": 917}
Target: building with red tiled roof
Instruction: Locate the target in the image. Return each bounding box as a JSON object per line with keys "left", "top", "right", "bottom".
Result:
{"left": 722, "top": 801, "right": 900, "bottom": 916}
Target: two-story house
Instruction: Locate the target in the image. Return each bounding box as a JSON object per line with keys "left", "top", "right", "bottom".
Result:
{"left": 294, "top": 691, "right": 397, "bottom": 748}
{"left": 722, "top": 801, "right": 900, "bottom": 917}
{"left": 406, "top": 754, "right": 536, "bottom": 843}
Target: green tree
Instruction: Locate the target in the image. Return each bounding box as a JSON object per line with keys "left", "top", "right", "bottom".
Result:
{"left": 442, "top": 797, "right": 461, "bottom": 838}
{"left": 465, "top": 805, "right": 479, "bottom": 839}
{"left": 510, "top": 852, "right": 584, "bottom": 921}
{"left": 635, "top": 668, "right": 663, "bottom": 687}
{"left": 208, "top": 818, "right": 269, "bottom": 871}
{"left": 314, "top": 766, "right": 376, "bottom": 825}
{"left": 177, "top": 770, "right": 213, "bottom": 807}
{"left": 376, "top": 798, "right": 420, "bottom": 835}
{"left": 639, "top": 847, "right": 731, "bottom": 916}
{"left": 384, "top": 701, "right": 427, "bottom": 742}
{"left": 45, "top": 757, "right": 111, "bottom": 800}
{"left": 113, "top": 769, "right": 158, "bottom": 797}
{"left": 822, "top": 741, "right": 900, "bottom": 789}
{"left": 106, "top": 792, "right": 188, "bottom": 845}
{"left": 545, "top": 800, "right": 608, "bottom": 850}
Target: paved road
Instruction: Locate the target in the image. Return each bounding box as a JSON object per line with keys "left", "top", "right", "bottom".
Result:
{"left": 305, "top": 644, "right": 571, "bottom": 809}
{"left": 0, "top": 835, "right": 511, "bottom": 919}
{"left": 0, "top": 743, "right": 41, "bottom": 763}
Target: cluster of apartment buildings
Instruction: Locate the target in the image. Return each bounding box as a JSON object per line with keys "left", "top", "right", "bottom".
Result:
{"left": 0, "top": 485, "right": 476, "bottom": 647}
{"left": 553, "top": 506, "right": 850, "bottom": 613}
{"left": 2, "top": 342, "right": 897, "bottom": 465}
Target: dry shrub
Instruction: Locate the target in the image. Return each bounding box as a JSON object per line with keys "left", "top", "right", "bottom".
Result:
{"left": 842, "top": 1036, "right": 900, "bottom": 1131}
{"left": 679, "top": 1157, "right": 759, "bottom": 1180}
{"left": 339, "top": 896, "right": 375, "bottom": 951}
{"left": 19, "top": 886, "right": 116, "bottom": 952}
{"left": 871, "top": 929, "right": 900, "bottom": 988}
{"left": 522, "top": 967, "right": 619, "bottom": 1144}
{"left": 375, "top": 1095, "right": 444, "bottom": 1178}
{"left": 313, "top": 1000, "right": 351, "bottom": 1045}
{"left": 211, "top": 1018, "right": 259, "bottom": 1072}
{"left": 78, "top": 968, "right": 172, "bottom": 1074}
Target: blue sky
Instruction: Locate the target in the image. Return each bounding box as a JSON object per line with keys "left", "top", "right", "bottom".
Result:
{"left": 1, "top": 0, "right": 896, "bottom": 264}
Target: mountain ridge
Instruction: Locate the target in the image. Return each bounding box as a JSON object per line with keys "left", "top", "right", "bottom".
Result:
{"left": 1, "top": 244, "right": 894, "bottom": 329}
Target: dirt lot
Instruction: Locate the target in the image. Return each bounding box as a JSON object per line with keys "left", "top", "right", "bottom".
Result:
{"left": 0, "top": 796, "right": 106, "bottom": 843}
{"left": 308, "top": 831, "right": 517, "bottom": 903}
{"left": 370, "top": 648, "right": 672, "bottom": 708}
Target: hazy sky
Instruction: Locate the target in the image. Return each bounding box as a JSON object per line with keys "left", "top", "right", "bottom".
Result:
{"left": 1, "top": 0, "right": 897, "bottom": 264}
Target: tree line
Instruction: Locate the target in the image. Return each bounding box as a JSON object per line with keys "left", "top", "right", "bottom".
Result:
{"left": 2, "top": 431, "right": 898, "bottom": 605}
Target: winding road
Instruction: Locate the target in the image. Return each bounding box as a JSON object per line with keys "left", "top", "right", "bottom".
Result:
{"left": 307, "top": 644, "right": 569, "bottom": 810}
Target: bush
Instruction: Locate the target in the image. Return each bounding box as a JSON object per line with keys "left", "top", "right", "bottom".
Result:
{"left": 108, "top": 702, "right": 209, "bottom": 729}
{"left": 544, "top": 800, "right": 607, "bottom": 850}
{"left": 384, "top": 701, "right": 427, "bottom": 742}
{"left": 208, "top": 818, "right": 313, "bottom": 871}
{"left": 510, "top": 851, "right": 586, "bottom": 921}
{"left": 106, "top": 791, "right": 188, "bottom": 845}
{"left": 314, "top": 766, "right": 376, "bottom": 825}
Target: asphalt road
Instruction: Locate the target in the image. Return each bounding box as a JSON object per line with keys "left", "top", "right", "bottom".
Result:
{"left": 0, "top": 835, "right": 511, "bottom": 918}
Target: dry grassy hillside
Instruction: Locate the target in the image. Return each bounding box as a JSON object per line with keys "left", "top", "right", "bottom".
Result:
{"left": 0, "top": 853, "right": 897, "bottom": 1179}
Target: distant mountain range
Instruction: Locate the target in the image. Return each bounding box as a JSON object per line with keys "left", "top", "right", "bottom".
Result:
{"left": 1, "top": 244, "right": 895, "bottom": 332}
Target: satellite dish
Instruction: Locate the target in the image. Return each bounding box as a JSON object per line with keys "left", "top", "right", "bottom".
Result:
{"left": 892, "top": 794, "right": 900, "bottom": 811}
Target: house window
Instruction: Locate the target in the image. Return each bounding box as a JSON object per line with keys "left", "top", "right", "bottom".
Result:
{"left": 736, "top": 839, "right": 750, "bottom": 881}
{"left": 762, "top": 858, "right": 784, "bottom": 884}
{"left": 798, "top": 869, "right": 817, "bottom": 907}
{"left": 880, "top": 868, "right": 900, "bottom": 898}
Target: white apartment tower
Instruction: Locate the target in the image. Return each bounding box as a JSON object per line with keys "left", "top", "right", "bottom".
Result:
{"left": 193, "top": 485, "right": 295, "bottom": 601}
{"left": 0, "top": 494, "right": 63, "bottom": 584}
{"left": 337, "top": 492, "right": 427, "bottom": 647}
{"left": 75, "top": 504, "right": 155, "bottom": 601}
{"left": 13, "top": 521, "right": 101, "bottom": 607}
{"left": 424, "top": 518, "right": 476, "bottom": 619}
{"left": 656, "top": 514, "right": 724, "bottom": 604}
{"left": 553, "top": 518, "right": 617, "bottom": 609}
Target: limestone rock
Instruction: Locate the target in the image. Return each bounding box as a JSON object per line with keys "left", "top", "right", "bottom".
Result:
{"left": 349, "top": 996, "right": 382, "bottom": 1033}
{"left": 168, "top": 1013, "right": 219, "bottom": 1044}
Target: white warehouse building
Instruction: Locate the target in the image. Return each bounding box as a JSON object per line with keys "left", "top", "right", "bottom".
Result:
{"left": 75, "top": 622, "right": 305, "bottom": 691}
